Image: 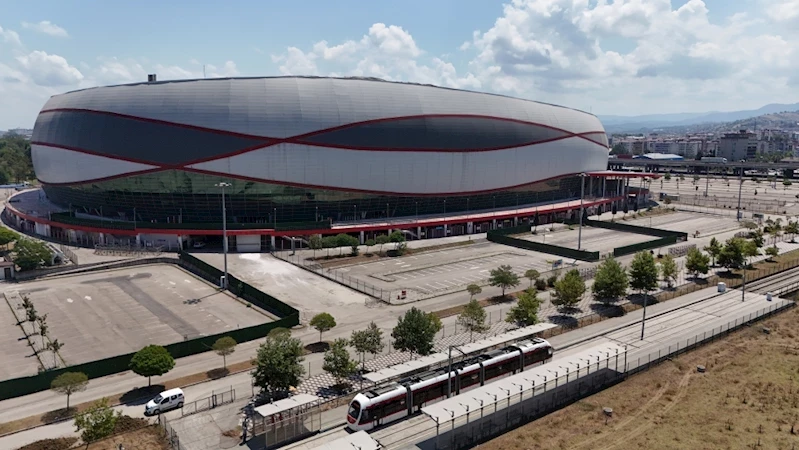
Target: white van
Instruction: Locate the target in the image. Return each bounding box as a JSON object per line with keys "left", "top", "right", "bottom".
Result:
{"left": 144, "top": 388, "right": 184, "bottom": 415}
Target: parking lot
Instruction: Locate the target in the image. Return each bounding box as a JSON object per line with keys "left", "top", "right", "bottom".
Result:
{"left": 332, "top": 242, "right": 554, "bottom": 296}
{"left": 0, "top": 265, "right": 271, "bottom": 379}
{"left": 328, "top": 211, "right": 745, "bottom": 298}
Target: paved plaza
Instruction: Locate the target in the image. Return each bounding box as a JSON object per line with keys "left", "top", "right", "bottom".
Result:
{"left": 1, "top": 265, "right": 271, "bottom": 378}
{"left": 325, "top": 211, "right": 744, "bottom": 299}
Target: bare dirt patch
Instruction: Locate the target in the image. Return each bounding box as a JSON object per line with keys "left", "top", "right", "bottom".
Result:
{"left": 484, "top": 305, "right": 799, "bottom": 450}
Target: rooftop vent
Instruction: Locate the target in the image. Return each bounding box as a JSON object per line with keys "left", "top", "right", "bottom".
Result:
{"left": 147, "top": 74, "right": 157, "bottom": 82}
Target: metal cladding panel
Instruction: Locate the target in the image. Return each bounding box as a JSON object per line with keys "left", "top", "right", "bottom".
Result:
{"left": 39, "top": 77, "right": 604, "bottom": 138}
{"left": 32, "top": 145, "right": 156, "bottom": 184}
{"left": 188, "top": 137, "right": 606, "bottom": 195}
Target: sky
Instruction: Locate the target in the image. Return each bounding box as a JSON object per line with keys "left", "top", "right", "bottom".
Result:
{"left": 1, "top": 0, "right": 798, "bottom": 129}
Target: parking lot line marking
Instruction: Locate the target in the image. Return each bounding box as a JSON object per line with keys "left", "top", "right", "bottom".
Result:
{"left": 84, "top": 296, "right": 92, "bottom": 301}
{"left": 66, "top": 298, "right": 73, "bottom": 303}
{"left": 169, "top": 281, "right": 176, "bottom": 285}
{"left": 184, "top": 280, "right": 191, "bottom": 283}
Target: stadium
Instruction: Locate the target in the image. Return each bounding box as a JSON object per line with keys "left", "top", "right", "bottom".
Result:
{"left": 5, "top": 76, "right": 644, "bottom": 250}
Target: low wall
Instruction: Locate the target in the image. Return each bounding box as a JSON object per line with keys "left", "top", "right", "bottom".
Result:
{"left": 487, "top": 224, "right": 600, "bottom": 262}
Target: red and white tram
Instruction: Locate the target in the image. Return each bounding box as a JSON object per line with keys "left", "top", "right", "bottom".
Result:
{"left": 347, "top": 338, "right": 553, "bottom": 431}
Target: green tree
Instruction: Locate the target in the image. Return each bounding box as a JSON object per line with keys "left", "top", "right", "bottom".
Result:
{"left": 523, "top": 269, "right": 540, "bottom": 288}
{"left": 308, "top": 235, "right": 323, "bottom": 259}
{"left": 322, "top": 235, "right": 338, "bottom": 257}
{"left": 322, "top": 338, "right": 358, "bottom": 386}
{"left": 0, "top": 135, "right": 35, "bottom": 182}
{"left": 704, "top": 237, "right": 722, "bottom": 267}
{"left": 466, "top": 283, "right": 482, "bottom": 300}
{"left": 785, "top": 220, "right": 799, "bottom": 243}
{"left": 0, "top": 227, "right": 19, "bottom": 248}
{"left": 489, "top": 265, "right": 520, "bottom": 297}
{"left": 610, "top": 143, "right": 628, "bottom": 155}
{"left": 718, "top": 237, "right": 747, "bottom": 271}
{"left": 551, "top": 269, "right": 586, "bottom": 310}
{"left": 659, "top": 254, "right": 678, "bottom": 289}
{"left": 765, "top": 245, "right": 779, "bottom": 261}
{"left": 389, "top": 230, "right": 406, "bottom": 254}
{"left": 51, "top": 372, "right": 89, "bottom": 411}
{"left": 685, "top": 247, "right": 710, "bottom": 279}
{"left": 592, "top": 257, "right": 629, "bottom": 305}
{"left": 129, "top": 345, "right": 175, "bottom": 386}
{"left": 458, "top": 299, "right": 488, "bottom": 342}
{"left": 375, "top": 234, "right": 390, "bottom": 255}
{"left": 350, "top": 322, "right": 384, "bottom": 373}
{"left": 664, "top": 173, "right": 671, "bottom": 181}
{"left": 365, "top": 238, "right": 376, "bottom": 254}
{"left": 26, "top": 305, "right": 38, "bottom": 335}
{"left": 751, "top": 228, "right": 765, "bottom": 248}
{"left": 212, "top": 336, "right": 237, "bottom": 370}
{"left": 37, "top": 314, "right": 48, "bottom": 348}
{"left": 743, "top": 240, "right": 760, "bottom": 266}
{"left": 629, "top": 251, "right": 658, "bottom": 296}
{"left": 48, "top": 339, "right": 64, "bottom": 367}
{"left": 334, "top": 234, "right": 353, "bottom": 256}
{"left": 13, "top": 238, "right": 53, "bottom": 271}
{"left": 506, "top": 288, "right": 541, "bottom": 327}
{"left": 309, "top": 312, "right": 336, "bottom": 343}
{"left": 268, "top": 327, "right": 291, "bottom": 339}
{"left": 391, "top": 307, "right": 439, "bottom": 359}
{"left": 252, "top": 332, "right": 305, "bottom": 395}
{"left": 73, "top": 398, "right": 120, "bottom": 443}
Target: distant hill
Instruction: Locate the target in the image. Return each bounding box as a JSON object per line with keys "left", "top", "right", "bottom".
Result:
{"left": 654, "top": 111, "right": 799, "bottom": 135}
{"left": 600, "top": 103, "right": 799, "bottom": 133}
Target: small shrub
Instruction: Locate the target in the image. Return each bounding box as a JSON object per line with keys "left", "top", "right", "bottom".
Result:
{"left": 547, "top": 275, "right": 558, "bottom": 288}
{"left": 535, "top": 278, "right": 547, "bottom": 291}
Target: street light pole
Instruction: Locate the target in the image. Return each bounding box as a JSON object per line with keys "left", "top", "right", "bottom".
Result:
{"left": 215, "top": 182, "right": 231, "bottom": 289}
{"left": 741, "top": 266, "right": 746, "bottom": 302}
{"left": 737, "top": 170, "right": 744, "bottom": 221}
{"left": 578, "top": 173, "right": 586, "bottom": 251}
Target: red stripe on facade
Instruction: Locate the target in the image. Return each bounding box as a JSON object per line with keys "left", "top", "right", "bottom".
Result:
{"left": 35, "top": 109, "right": 609, "bottom": 168}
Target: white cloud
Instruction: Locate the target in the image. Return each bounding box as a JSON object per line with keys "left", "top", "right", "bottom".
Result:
{"left": 766, "top": 0, "right": 799, "bottom": 22}
{"left": 0, "top": 26, "right": 21, "bottom": 45}
{"left": 16, "top": 50, "right": 83, "bottom": 86}
{"left": 21, "top": 20, "right": 68, "bottom": 38}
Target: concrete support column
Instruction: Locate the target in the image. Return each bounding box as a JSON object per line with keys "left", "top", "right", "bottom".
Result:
{"left": 417, "top": 226, "right": 422, "bottom": 239}
{"left": 359, "top": 231, "right": 365, "bottom": 244}
{"left": 467, "top": 222, "right": 473, "bottom": 234}
{"left": 135, "top": 234, "right": 141, "bottom": 246}
{"left": 514, "top": 216, "right": 519, "bottom": 226}
{"left": 443, "top": 224, "right": 448, "bottom": 235}
{"left": 270, "top": 235, "right": 276, "bottom": 250}
{"left": 492, "top": 219, "right": 497, "bottom": 230}
{"left": 589, "top": 177, "right": 594, "bottom": 198}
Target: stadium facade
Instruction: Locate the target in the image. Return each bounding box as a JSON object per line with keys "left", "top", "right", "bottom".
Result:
{"left": 5, "top": 76, "right": 646, "bottom": 250}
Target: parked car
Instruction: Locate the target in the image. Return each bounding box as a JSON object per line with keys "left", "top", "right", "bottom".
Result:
{"left": 144, "top": 388, "right": 184, "bottom": 416}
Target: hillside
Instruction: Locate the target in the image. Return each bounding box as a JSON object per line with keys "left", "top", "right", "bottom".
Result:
{"left": 658, "top": 110, "right": 799, "bottom": 134}
{"left": 601, "top": 102, "right": 799, "bottom": 133}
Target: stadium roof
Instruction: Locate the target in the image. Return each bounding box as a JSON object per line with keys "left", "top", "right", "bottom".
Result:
{"left": 637, "top": 153, "right": 684, "bottom": 160}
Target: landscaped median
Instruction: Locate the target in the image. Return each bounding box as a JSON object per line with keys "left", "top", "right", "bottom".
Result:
{"left": 432, "top": 247, "right": 799, "bottom": 339}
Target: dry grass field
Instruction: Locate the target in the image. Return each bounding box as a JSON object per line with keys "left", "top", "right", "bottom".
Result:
{"left": 485, "top": 305, "right": 799, "bottom": 450}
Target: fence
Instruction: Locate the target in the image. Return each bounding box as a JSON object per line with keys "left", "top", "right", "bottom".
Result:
{"left": 626, "top": 300, "right": 793, "bottom": 376}
{"left": 583, "top": 218, "right": 688, "bottom": 239}
{"left": 180, "top": 386, "right": 236, "bottom": 417}
{"left": 378, "top": 301, "right": 795, "bottom": 450}
{"left": 94, "top": 243, "right": 165, "bottom": 257}
{"left": 613, "top": 235, "right": 678, "bottom": 257}
{"left": 159, "top": 414, "right": 187, "bottom": 450}
{"left": 272, "top": 250, "right": 396, "bottom": 303}
{"left": 668, "top": 243, "right": 696, "bottom": 257}
{"left": 487, "top": 224, "right": 600, "bottom": 262}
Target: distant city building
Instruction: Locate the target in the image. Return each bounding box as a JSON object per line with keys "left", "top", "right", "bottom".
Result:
{"left": 4, "top": 128, "right": 33, "bottom": 139}
{"left": 718, "top": 130, "right": 757, "bottom": 161}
